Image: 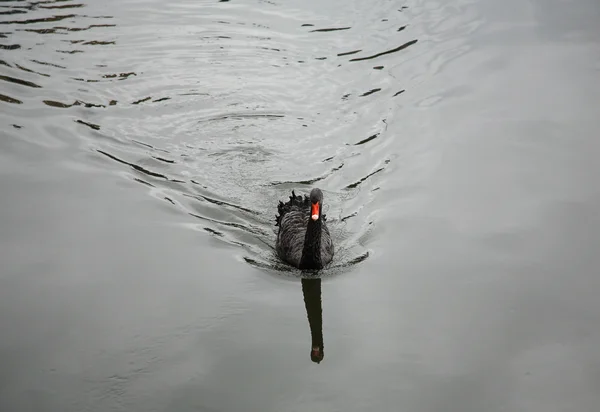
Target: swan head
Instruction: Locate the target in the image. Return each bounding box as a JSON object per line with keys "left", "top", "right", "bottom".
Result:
{"left": 309, "top": 188, "right": 324, "bottom": 221}
{"left": 311, "top": 345, "right": 324, "bottom": 363}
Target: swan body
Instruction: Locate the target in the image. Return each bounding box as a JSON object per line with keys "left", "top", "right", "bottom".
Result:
{"left": 275, "top": 188, "right": 334, "bottom": 270}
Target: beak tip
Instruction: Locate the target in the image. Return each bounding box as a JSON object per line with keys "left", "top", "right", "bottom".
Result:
{"left": 311, "top": 214, "right": 319, "bottom": 221}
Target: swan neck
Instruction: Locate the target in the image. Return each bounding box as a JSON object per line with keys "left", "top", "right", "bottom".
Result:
{"left": 299, "top": 218, "right": 322, "bottom": 270}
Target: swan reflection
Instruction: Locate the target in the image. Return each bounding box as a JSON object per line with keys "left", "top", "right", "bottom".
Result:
{"left": 301, "top": 277, "right": 324, "bottom": 363}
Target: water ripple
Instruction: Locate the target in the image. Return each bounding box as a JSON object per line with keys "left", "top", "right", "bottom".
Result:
{"left": 1, "top": 0, "right": 427, "bottom": 274}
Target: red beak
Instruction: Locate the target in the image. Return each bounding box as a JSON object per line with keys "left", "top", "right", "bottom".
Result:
{"left": 311, "top": 202, "right": 319, "bottom": 220}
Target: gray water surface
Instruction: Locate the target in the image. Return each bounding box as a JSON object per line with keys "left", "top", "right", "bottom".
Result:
{"left": 2, "top": 0, "right": 600, "bottom": 411}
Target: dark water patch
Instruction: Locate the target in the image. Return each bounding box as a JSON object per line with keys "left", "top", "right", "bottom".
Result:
{"left": 152, "top": 156, "right": 175, "bottom": 164}
{"left": 75, "top": 119, "right": 100, "bottom": 130}
{"left": 152, "top": 97, "right": 171, "bottom": 103}
{"left": 204, "top": 227, "right": 224, "bottom": 237}
{"left": 134, "top": 178, "right": 155, "bottom": 188}
{"left": 0, "top": 93, "right": 22, "bottom": 104}
{"left": 0, "top": 60, "right": 11, "bottom": 67}
{"left": 164, "top": 196, "right": 175, "bottom": 205}
{"left": 354, "top": 133, "right": 380, "bottom": 146}
{"left": 0, "top": 74, "right": 42, "bottom": 88}
{"left": 56, "top": 49, "right": 83, "bottom": 54}
{"left": 398, "top": 25, "right": 407, "bottom": 32}
{"left": 341, "top": 212, "right": 357, "bottom": 222}
{"left": 301, "top": 24, "right": 314, "bottom": 27}
{"left": 82, "top": 40, "right": 115, "bottom": 45}
{"left": 22, "top": 28, "right": 61, "bottom": 34}
{"left": 345, "top": 161, "right": 389, "bottom": 189}
{"left": 337, "top": 49, "right": 361, "bottom": 57}
{"left": 12, "top": 124, "right": 22, "bottom": 129}
{"left": 322, "top": 156, "right": 334, "bottom": 162}
{"left": 0, "top": 9, "right": 27, "bottom": 16}
{"left": 31, "top": 59, "right": 66, "bottom": 69}
{"left": 132, "top": 96, "right": 151, "bottom": 105}
{"left": 43, "top": 99, "right": 106, "bottom": 108}
{"left": 0, "top": 44, "right": 20, "bottom": 50}
{"left": 349, "top": 39, "right": 418, "bottom": 62}
{"left": 393, "top": 89, "right": 405, "bottom": 97}
{"left": 131, "top": 139, "right": 169, "bottom": 153}
{"left": 315, "top": 57, "right": 327, "bottom": 60}
{"left": 2, "top": 14, "right": 78, "bottom": 25}
{"left": 199, "top": 112, "right": 284, "bottom": 122}
{"left": 97, "top": 149, "right": 171, "bottom": 181}
{"left": 73, "top": 77, "right": 99, "bottom": 82}
{"left": 189, "top": 212, "right": 265, "bottom": 236}
{"left": 103, "top": 72, "right": 136, "bottom": 80}
{"left": 15, "top": 63, "right": 50, "bottom": 77}
{"left": 360, "top": 88, "right": 381, "bottom": 97}
{"left": 40, "top": 3, "right": 85, "bottom": 9}
{"left": 24, "top": 24, "right": 116, "bottom": 34}
{"left": 186, "top": 193, "right": 260, "bottom": 216}
{"left": 373, "top": 65, "right": 384, "bottom": 70}
{"left": 310, "top": 27, "right": 351, "bottom": 33}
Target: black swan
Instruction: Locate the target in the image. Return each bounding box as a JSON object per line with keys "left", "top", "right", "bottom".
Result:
{"left": 275, "top": 188, "right": 334, "bottom": 270}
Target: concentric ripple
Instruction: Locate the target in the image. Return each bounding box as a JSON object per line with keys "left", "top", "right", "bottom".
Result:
{"left": 1, "top": 0, "right": 425, "bottom": 275}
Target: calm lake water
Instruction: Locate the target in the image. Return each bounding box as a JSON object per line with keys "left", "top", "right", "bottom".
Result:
{"left": 2, "top": 0, "right": 600, "bottom": 411}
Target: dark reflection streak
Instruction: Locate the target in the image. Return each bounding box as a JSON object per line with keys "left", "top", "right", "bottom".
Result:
{"left": 349, "top": 39, "right": 418, "bottom": 62}
{"left": 204, "top": 227, "right": 223, "bottom": 237}
{"left": 0, "top": 75, "right": 42, "bottom": 88}
{"left": 360, "top": 88, "right": 381, "bottom": 97}
{"left": 393, "top": 90, "right": 405, "bottom": 97}
{"left": 310, "top": 27, "right": 351, "bottom": 33}
{"left": 96, "top": 150, "right": 171, "bottom": 180}
{"left": 82, "top": 40, "right": 115, "bottom": 45}
{"left": 345, "top": 167, "right": 385, "bottom": 189}
{"left": 2, "top": 14, "right": 77, "bottom": 25}
{"left": 0, "top": 94, "right": 22, "bottom": 104}
{"left": 16, "top": 64, "right": 50, "bottom": 77}
{"left": 0, "top": 44, "right": 20, "bottom": 50}
{"left": 189, "top": 212, "right": 265, "bottom": 236}
{"left": 341, "top": 212, "right": 357, "bottom": 222}
{"left": 131, "top": 139, "right": 170, "bottom": 153}
{"left": 44, "top": 99, "right": 105, "bottom": 108}
{"left": 134, "top": 178, "right": 155, "bottom": 188}
{"left": 75, "top": 119, "right": 100, "bottom": 130}
{"left": 152, "top": 156, "right": 175, "bottom": 164}
{"left": 398, "top": 25, "right": 407, "bottom": 32}
{"left": 184, "top": 193, "right": 260, "bottom": 216}
{"left": 270, "top": 162, "right": 343, "bottom": 185}
{"left": 23, "top": 24, "right": 116, "bottom": 34}
{"left": 0, "top": 60, "right": 11, "bottom": 67}
{"left": 337, "top": 50, "right": 362, "bottom": 56}
{"left": 354, "top": 133, "right": 379, "bottom": 145}
{"left": 302, "top": 278, "right": 324, "bottom": 363}
{"left": 0, "top": 10, "right": 27, "bottom": 16}
{"left": 200, "top": 113, "right": 284, "bottom": 122}
{"left": 40, "top": 4, "right": 85, "bottom": 9}
{"left": 132, "top": 97, "right": 151, "bottom": 105}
